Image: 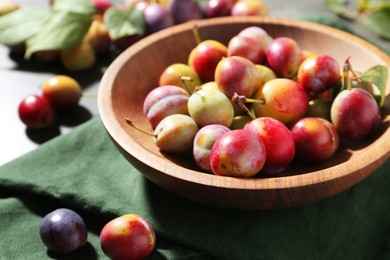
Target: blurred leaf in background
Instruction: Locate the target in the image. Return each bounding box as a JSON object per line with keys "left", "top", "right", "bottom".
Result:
{"left": 25, "top": 11, "right": 92, "bottom": 58}
{"left": 325, "top": 0, "right": 390, "bottom": 40}
{"left": 0, "top": 7, "right": 50, "bottom": 46}
{"left": 325, "top": 0, "right": 359, "bottom": 19}
{"left": 103, "top": 7, "right": 145, "bottom": 40}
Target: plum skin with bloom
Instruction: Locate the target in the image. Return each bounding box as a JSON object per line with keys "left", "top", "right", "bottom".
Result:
{"left": 39, "top": 208, "right": 88, "bottom": 254}
{"left": 188, "top": 39, "right": 228, "bottom": 83}
{"left": 290, "top": 117, "right": 339, "bottom": 163}
{"left": 193, "top": 124, "right": 231, "bottom": 171}
{"left": 169, "top": 0, "right": 203, "bottom": 24}
{"left": 209, "top": 129, "right": 266, "bottom": 177}
{"left": 244, "top": 117, "right": 295, "bottom": 174}
{"left": 297, "top": 54, "right": 341, "bottom": 95}
{"left": 18, "top": 95, "right": 54, "bottom": 129}
{"left": 42, "top": 75, "right": 82, "bottom": 110}
{"left": 215, "top": 55, "right": 261, "bottom": 98}
{"left": 238, "top": 26, "right": 272, "bottom": 51}
{"left": 143, "top": 3, "right": 174, "bottom": 34}
{"left": 100, "top": 214, "right": 156, "bottom": 260}
{"left": 204, "top": 0, "right": 234, "bottom": 18}
{"left": 153, "top": 114, "right": 199, "bottom": 154}
{"left": 331, "top": 88, "right": 381, "bottom": 139}
{"left": 227, "top": 34, "right": 266, "bottom": 64}
{"left": 187, "top": 87, "right": 234, "bottom": 127}
{"left": 266, "top": 37, "right": 301, "bottom": 79}
{"left": 252, "top": 78, "right": 309, "bottom": 125}
{"left": 143, "top": 85, "right": 190, "bottom": 129}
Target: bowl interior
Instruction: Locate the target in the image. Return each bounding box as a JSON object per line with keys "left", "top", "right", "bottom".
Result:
{"left": 98, "top": 16, "right": 390, "bottom": 209}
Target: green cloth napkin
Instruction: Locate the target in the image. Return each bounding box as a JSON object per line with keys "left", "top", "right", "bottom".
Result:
{"left": 2, "top": 116, "right": 390, "bottom": 260}
{"left": 1, "top": 16, "right": 390, "bottom": 260}
{"left": 0, "top": 117, "right": 210, "bottom": 260}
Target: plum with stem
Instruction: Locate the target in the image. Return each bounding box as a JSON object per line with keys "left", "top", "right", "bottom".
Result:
{"left": 125, "top": 114, "right": 199, "bottom": 154}
{"left": 330, "top": 59, "right": 381, "bottom": 139}
{"left": 331, "top": 88, "right": 381, "bottom": 139}
{"left": 158, "top": 63, "right": 201, "bottom": 93}
{"left": 235, "top": 78, "right": 309, "bottom": 125}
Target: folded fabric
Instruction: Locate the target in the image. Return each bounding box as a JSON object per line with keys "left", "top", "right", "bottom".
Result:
{"left": 0, "top": 117, "right": 211, "bottom": 259}
{"left": 1, "top": 16, "right": 390, "bottom": 260}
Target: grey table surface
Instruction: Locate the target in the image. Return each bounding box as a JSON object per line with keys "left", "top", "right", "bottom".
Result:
{"left": 1, "top": 0, "right": 389, "bottom": 166}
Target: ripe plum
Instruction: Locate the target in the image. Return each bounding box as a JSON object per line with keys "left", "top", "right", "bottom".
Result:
{"left": 39, "top": 208, "right": 87, "bottom": 254}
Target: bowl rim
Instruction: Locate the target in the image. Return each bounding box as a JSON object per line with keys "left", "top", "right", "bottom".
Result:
{"left": 98, "top": 16, "right": 390, "bottom": 194}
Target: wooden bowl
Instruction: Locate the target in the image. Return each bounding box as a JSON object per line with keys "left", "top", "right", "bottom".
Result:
{"left": 98, "top": 16, "right": 390, "bottom": 210}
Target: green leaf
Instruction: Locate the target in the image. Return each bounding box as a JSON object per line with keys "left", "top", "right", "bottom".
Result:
{"left": 25, "top": 11, "right": 92, "bottom": 58}
{"left": 0, "top": 7, "right": 51, "bottom": 46}
{"left": 300, "top": 14, "right": 356, "bottom": 34}
{"left": 359, "top": 65, "right": 388, "bottom": 107}
{"left": 53, "top": 0, "right": 95, "bottom": 16}
{"left": 357, "top": 0, "right": 371, "bottom": 11}
{"left": 104, "top": 7, "right": 145, "bottom": 40}
{"left": 324, "top": 0, "right": 358, "bottom": 19}
{"left": 364, "top": 5, "right": 390, "bottom": 39}
{"left": 365, "top": 0, "right": 390, "bottom": 8}
{"left": 325, "top": 0, "right": 347, "bottom": 14}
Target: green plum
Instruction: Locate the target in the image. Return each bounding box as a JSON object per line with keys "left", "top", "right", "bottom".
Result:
{"left": 188, "top": 88, "right": 234, "bottom": 127}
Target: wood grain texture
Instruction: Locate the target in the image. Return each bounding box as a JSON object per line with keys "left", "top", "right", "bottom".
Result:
{"left": 98, "top": 16, "right": 390, "bottom": 210}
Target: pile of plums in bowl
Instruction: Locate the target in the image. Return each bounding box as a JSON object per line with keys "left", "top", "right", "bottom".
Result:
{"left": 98, "top": 16, "right": 390, "bottom": 210}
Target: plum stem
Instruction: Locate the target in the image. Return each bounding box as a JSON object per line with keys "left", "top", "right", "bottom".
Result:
{"left": 342, "top": 57, "right": 355, "bottom": 90}
{"left": 243, "top": 97, "right": 265, "bottom": 104}
{"left": 179, "top": 75, "right": 194, "bottom": 94}
{"left": 231, "top": 92, "right": 257, "bottom": 120}
{"left": 124, "top": 118, "right": 156, "bottom": 137}
{"left": 82, "top": 92, "right": 97, "bottom": 98}
{"left": 192, "top": 24, "right": 202, "bottom": 45}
